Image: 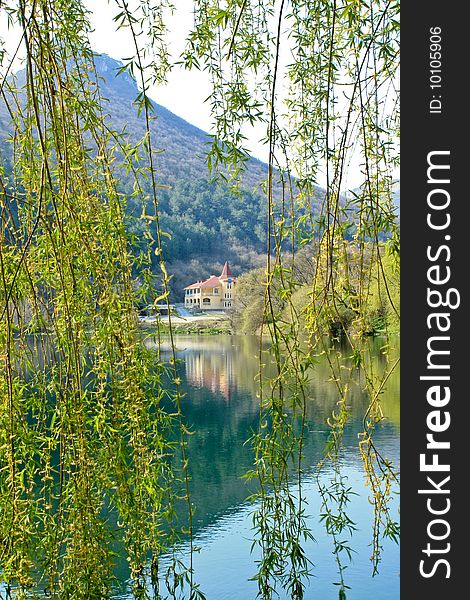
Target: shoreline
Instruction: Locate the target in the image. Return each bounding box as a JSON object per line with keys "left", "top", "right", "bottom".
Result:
{"left": 138, "top": 313, "right": 232, "bottom": 335}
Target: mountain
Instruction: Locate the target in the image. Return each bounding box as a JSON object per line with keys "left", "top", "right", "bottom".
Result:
{"left": 92, "top": 55, "right": 271, "bottom": 190}
{"left": 1, "top": 54, "right": 307, "bottom": 299}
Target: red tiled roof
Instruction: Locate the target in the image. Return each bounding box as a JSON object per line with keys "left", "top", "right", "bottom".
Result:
{"left": 200, "top": 275, "right": 222, "bottom": 287}
{"left": 184, "top": 282, "right": 202, "bottom": 290}
{"left": 220, "top": 261, "right": 232, "bottom": 279}
{"left": 184, "top": 275, "right": 222, "bottom": 290}
{"left": 184, "top": 262, "right": 236, "bottom": 290}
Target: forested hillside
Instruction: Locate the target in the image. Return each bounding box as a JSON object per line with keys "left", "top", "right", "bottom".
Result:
{"left": 0, "top": 54, "right": 399, "bottom": 301}
{"left": 0, "top": 54, "right": 324, "bottom": 298}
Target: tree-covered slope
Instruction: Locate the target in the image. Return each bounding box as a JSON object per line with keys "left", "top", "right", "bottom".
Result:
{"left": 1, "top": 54, "right": 325, "bottom": 298}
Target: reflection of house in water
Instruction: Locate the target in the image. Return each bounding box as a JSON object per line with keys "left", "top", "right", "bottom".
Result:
{"left": 143, "top": 335, "right": 264, "bottom": 404}
{"left": 142, "top": 335, "right": 400, "bottom": 426}
{"left": 184, "top": 347, "right": 237, "bottom": 401}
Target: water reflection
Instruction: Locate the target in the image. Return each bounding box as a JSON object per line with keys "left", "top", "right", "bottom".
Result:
{"left": 145, "top": 334, "right": 400, "bottom": 426}
{"left": 182, "top": 341, "right": 239, "bottom": 401}
{"left": 12, "top": 334, "right": 399, "bottom": 598}
{"left": 136, "top": 335, "right": 400, "bottom": 599}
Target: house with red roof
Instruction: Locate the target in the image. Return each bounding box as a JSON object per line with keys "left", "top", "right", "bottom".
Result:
{"left": 184, "top": 262, "right": 236, "bottom": 311}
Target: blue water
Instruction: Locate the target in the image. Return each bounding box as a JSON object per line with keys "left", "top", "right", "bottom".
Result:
{"left": 155, "top": 469, "right": 399, "bottom": 600}
{"left": 116, "top": 335, "right": 400, "bottom": 599}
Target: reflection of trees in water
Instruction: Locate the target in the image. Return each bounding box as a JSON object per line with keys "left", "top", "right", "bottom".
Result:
{"left": 152, "top": 335, "right": 400, "bottom": 533}
{"left": 23, "top": 334, "right": 399, "bottom": 538}
{"left": 15, "top": 334, "right": 399, "bottom": 588}
{"left": 155, "top": 334, "right": 399, "bottom": 426}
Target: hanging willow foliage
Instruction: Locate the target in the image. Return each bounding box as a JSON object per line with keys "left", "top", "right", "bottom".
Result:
{"left": 0, "top": 1, "right": 201, "bottom": 599}
{"left": 1, "top": 0, "right": 399, "bottom": 599}
{"left": 184, "top": 1, "right": 399, "bottom": 598}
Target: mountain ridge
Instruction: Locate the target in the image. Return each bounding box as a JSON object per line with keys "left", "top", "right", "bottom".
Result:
{"left": 0, "top": 55, "right": 400, "bottom": 301}
{"left": 0, "top": 54, "right": 279, "bottom": 298}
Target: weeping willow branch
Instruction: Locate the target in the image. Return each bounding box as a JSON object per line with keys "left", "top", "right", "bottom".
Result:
{"left": 0, "top": 1, "right": 399, "bottom": 598}
{"left": 0, "top": 1, "right": 198, "bottom": 598}
{"left": 185, "top": 1, "right": 400, "bottom": 598}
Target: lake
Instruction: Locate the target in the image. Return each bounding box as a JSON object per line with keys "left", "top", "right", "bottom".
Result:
{"left": 112, "top": 334, "right": 400, "bottom": 599}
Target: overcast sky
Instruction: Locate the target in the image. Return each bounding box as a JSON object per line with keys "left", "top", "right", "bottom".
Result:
{"left": 0, "top": 2, "right": 398, "bottom": 189}
{"left": 86, "top": 0, "right": 216, "bottom": 141}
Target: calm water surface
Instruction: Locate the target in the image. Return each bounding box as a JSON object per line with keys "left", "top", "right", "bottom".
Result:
{"left": 115, "top": 335, "right": 400, "bottom": 600}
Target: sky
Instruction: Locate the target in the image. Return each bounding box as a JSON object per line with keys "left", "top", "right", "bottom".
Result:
{"left": 86, "top": 0, "right": 216, "bottom": 141}
{"left": 0, "top": 2, "right": 398, "bottom": 190}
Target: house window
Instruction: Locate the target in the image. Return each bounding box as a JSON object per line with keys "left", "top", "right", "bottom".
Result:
{"left": 213, "top": 288, "right": 219, "bottom": 294}
{"left": 203, "top": 298, "right": 211, "bottom": 305}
